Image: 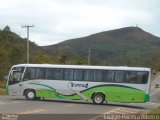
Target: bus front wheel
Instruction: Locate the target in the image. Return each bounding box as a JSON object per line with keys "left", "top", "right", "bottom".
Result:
{"left": 25, "top": 90, "right": 36, "bottom": 100}
{"left": 92, "top": 93, "right": 105, "bottom": 104}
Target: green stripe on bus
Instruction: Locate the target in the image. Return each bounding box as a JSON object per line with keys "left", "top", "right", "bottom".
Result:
{"left": 29, "top": 82, "right": 149, "bottom": 103}
{"left": 80, "top": 84, "right": 144, "bottom": 93}
{"left": 36, "top": 90, "right": 81, "bottom": 100}
{"left": 144, "top": 94, "right": 150, "bottom": 102}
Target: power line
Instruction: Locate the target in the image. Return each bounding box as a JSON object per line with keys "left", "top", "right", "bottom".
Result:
{"left": 21, "top": 25, "right": 34, "bottom": 64}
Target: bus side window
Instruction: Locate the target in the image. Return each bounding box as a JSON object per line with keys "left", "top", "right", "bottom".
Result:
{"left": 63, "top": 69, "right": 73, "bottom": 80}
{"left": 115, "top": 71, "right": 125, "bottom": 83}
{"left": 45, "top": 68, "right": 52, "bottom": 80}
{"left": 106, "top": 71, "right": 115, "bottom": 82}
{"left": 45, "top": 68, "right": 62, "bottom": 80}
{"left": 125, "top": 71, "right": 137, "bottom": 83}
{"left": 23, "top": 68, "right": 36, "bottom": 80}
{"left": 95, "top": 70, "right": 103, "bottom": 82}
{"left": 36, "top": 68, "right": 45, "bottom": 79}
{"left": 73, "top": 69, "right": 83, "bottom": 81}
{"left": 53, "top": 69, "right": 62, "bottom": 80}
{"left": 84, "top": 70, "right": 94, "bottom": 81}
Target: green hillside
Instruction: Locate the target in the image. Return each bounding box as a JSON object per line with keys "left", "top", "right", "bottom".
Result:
{"left": 42, "top": 27, "right": 160, "bottom": 68}
{"left": 0, "top": 26, "right": 54, "bottom": 80}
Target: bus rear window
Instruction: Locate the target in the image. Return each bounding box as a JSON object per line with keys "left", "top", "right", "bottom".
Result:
{"left": 136, "top": 71, "right": 148, "bottom": 84}
{"left": 125, "top": 71, "right": 148, "bottom": 84}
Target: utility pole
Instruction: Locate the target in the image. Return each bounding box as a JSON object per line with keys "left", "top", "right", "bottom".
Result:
{"left": 87, "top": 48, "right": 91, "bottom": 65}
{"left": 22, "top": 25, "right": 34, "bottom": 63}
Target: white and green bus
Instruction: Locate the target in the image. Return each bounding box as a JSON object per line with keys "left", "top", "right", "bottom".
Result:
{"left": 6, "top": 64, "right": 151, "bottom": 104}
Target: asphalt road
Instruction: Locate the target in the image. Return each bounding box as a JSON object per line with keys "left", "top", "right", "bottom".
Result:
{"left": 150, "top": 74, "right": 160, "bottom": 102}
{"left": 0, "top": 96, "right": 120, "bottom": 120}
{"left": 0, "top": 95, "right": 158, "bottom": 120}
{"left": 0, "top": 96, "right": 119, "bottom": 114}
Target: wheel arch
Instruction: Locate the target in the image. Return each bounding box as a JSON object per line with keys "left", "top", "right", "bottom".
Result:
{"left": 23, "top": 88, "right": 36, "bottom": 96}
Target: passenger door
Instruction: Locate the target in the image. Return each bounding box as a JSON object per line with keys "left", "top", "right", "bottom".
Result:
{"left": 8, "top": 68, "right": 24, "bottom": 96}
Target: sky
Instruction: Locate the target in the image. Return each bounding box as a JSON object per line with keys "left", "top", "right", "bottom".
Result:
{"left": 0, "top": 0, "right": 159, "bottom": 46}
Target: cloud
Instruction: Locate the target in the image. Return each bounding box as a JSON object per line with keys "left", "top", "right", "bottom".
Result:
{"left": 0, "top": 0, "right": 159, "bottom": 46}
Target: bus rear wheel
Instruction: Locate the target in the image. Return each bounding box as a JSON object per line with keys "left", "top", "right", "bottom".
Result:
{"left": 92, "top": 93, "right": 105, "bottom": 104}
{"left": 25, "top": 90, "right": 36, "bottom": 100}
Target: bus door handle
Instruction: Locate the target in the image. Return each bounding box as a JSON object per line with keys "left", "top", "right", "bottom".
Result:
{"left": 19, "top": 84, "right": 22, "bottom": 87}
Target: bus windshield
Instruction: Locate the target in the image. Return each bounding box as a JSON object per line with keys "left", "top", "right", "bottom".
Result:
{"left": 9, "top": 67, "right": 24, "bottom": 84}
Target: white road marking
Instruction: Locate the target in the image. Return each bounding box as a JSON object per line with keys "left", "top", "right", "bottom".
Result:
{"left": 104, "top": 107, "right": 122, "bottom": 114}
{"left": 0, "top": 101, "right": 23, "bottom": 105}
{"left": 0, "top": 101, "right": 6, "bottom": 105}
{"left": 151, "top": 88, "right": 160, "bottom": 96}
{"left": 16, "top": 109, "right": 46, "bottom": 114}
{"left": 109, "top": 111, "right": 125, "bottom": 114}
{"left": 104, "top": 107, "right": 148, "bottom": 115}
{"left": 130, "top": 102, "right": 156, "bottom": 106}
{"left": 145, "top": 102, "right": 155, "bottom": 105}
{"left": 12, "top": 101, "right": 23, "bottom": 104}
{"left": 115, "top": 109, "right": 137, "bottom": 114}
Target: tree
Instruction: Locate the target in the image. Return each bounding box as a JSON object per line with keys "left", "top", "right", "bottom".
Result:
{"left": 0, "top": 48, "right": 10, "bottom": 80}
{"left": 9, "top": 46, "right": 26, "bottom": 64}
{"left": 57, "top": 55, "right": 68, "bottom": 64}
{"left": 35, "top": 54, "right": 53, "bottom": 64}
{"left": 76, "top": 59, "right": 87, "bottom": 65}
{"left": 3, "top": 25, "right": 11, "bottom": 33}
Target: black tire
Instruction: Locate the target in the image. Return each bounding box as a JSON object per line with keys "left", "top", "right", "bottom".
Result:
{"left": 92, "top": 93, "right": 105, "bottom": 104}
{"left": 25, "top": 90, "right": 36, "bottom": 100}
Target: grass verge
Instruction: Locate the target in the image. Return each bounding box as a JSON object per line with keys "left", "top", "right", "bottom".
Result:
{"left": 0, "top": 80, "right": 6, "bottom": 95}
{"left": 0, "top": 88, "right": 6, "bottom": 95}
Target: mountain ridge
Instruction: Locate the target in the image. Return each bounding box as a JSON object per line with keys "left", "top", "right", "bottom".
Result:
{"left": 43, "top": 27, "right": 159, "bottom": 47}
{"left": 42, "top": 26, "right": 160, "bottom": 67}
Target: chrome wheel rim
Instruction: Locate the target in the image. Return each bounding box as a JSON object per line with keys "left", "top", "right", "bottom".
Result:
{"left": 95, "top": 95, "right": 102, "bottom": 103}
{"left": 28, "top": 91, "right": 34, "bottom": 99}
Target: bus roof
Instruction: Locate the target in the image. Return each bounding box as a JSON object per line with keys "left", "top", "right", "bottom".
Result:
{"left": 12, "top": 64, "right": 151, "bottom": 71}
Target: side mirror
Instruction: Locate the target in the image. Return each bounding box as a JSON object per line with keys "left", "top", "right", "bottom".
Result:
{"left": 155, "top": 84, "right": 159, "bottom": 88}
